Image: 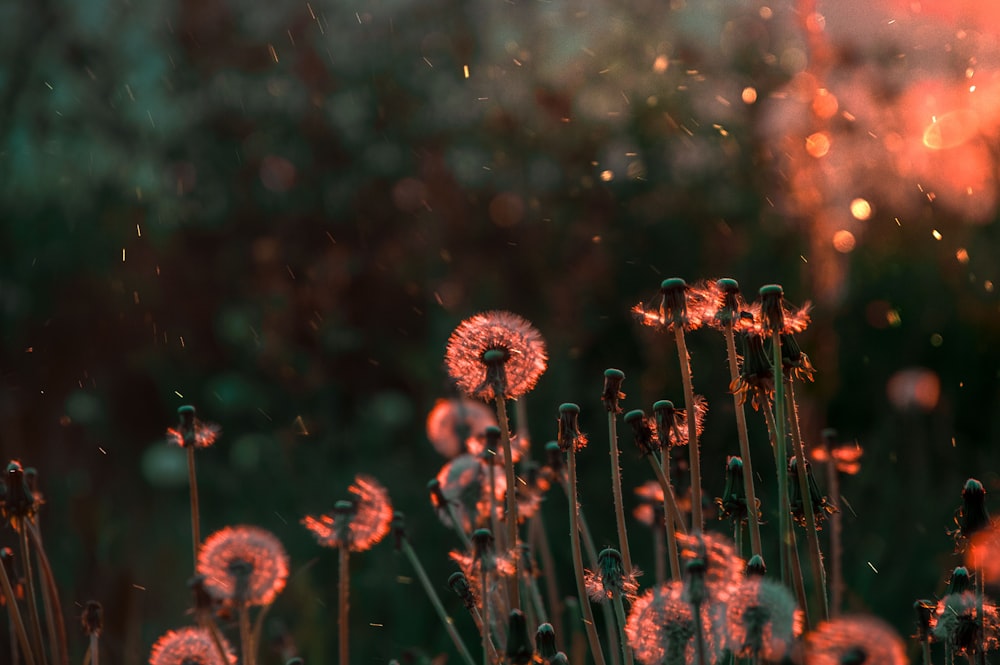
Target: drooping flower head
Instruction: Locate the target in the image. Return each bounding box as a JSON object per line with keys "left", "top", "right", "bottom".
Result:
{"left": 725, "top": 577, "right": 801, "bottom": 661}
{"left": 196, "top": 525, "right": 289, "bottom": 607}
{"left": 800, "top": 616, "right": 908, "bottom": 665}
{"left": 730, "top": 326, "right": 774, "bottom": 411}
{"left": 444, "top": 311, "right": 548, "bottom": 401}
{"left": 715, "top": 456, "right": 759, "bottom": 526}
{"left": 149, "top": 627, "right": 236, "bottom": 665}
{"left": 626, "top": 581, "right": 720, "bottom": 665}
{"left": 166, "top": 405, "right": 220, "bottom": 449}
{"left": 302, "top": 474, "right": 394, "bottom": 552}
{"left": 602, "top": 368, "right": 627, "bottom": 413}
{"left": 425, "top": 398, "right": 498, "bottom": 458}
{"left": 781, "top": 333, "right": 816, "bottom": 383}
{"left": 652, "top": 399, "right": 706, "bottom": 449}
{"left": 624, "top": 409, "right": 660, "bottom": 457}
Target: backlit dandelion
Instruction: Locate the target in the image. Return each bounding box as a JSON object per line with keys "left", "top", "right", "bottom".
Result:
{"left": 801, "top": 615, "right": 908, "bottom": 665}
{"left": 444, "top": 310, "right": 547, "bottom": 402}
{"left": 149, "top": 627, "right": 236, "bottom": 665}
{"left": 196, "top": 525, "right": 289, "bottom": 607}
{"left": 302, "top": 474, "right": 393, "bottom": 552}
{"left": 428, "top": 454, "right": 505, "bottom": 535}
{"left": 626, "top": 581, "right": 718, "bottom": 665}
{"left": 166, "top": 405, "right": 220, "bottom": 449}
{"left": 425, "top": 398, "right": 498, "bottom": 458}
{"left": 933, "top": 591, "right": 1000, "bottom": 656}
{"left": 676, "top": 532, "right": 743, "bottom": 604}
{"left": 725, "top": 577, "right": 800, "bottom": 661}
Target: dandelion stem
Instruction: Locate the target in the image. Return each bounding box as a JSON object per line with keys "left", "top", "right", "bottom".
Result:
{"left": 568, "top": 447, "right": 607, "bottom": 665}
{"left": 481, "top": 556, "right": 490, "bottom": 665}
{"left": 399, "top": 539, "right": 477, "bottom": 665}
{"left": 493, "top": 395, "right": 521, "bottom": 611}
{"left": 88, "top": 635, "right": 98, "bottom": 665}
{"left": 723, "top": 323, "right": 763, "bottom": 558}
{"left": 239, "top": 603, "right": 253, "bottom": 665}
{"left": 787, "top": 527, "right": 811, "bottom": 631}
{"left": 646, "top": 455, "right": 684, "bottom": 579}
{"left": 250, "top": 602, "right": 272, "bottom": 665}
{"left": 607, "top": 409, "right": 634, "bottom": 578}
{"left": 187, "top": 447, "right": 201, "bottom": 570}
{"left": 673, "top": 326, "right": 703, "bottom": 532}
{"left": 196, "top": 611, "right": 231, "bottom": 665}
{"left": 338, "top": 546, "right": 350, "bottom": 665}
{"left": 0, "top": 548, "right": 35, "bottom": 665}
{"left": 923, "top": 641, "right": 933, "bottom": 665}
{"left": 529, "top": 514, "right": 563, "bottom": 649}
{"left": 820, "top": 430, "right": 843, "bottom": 617}
{"left": 785, "top": 379, "right": 829, "bottom": 621}
{"left": 770, "top": 331, "right": 791, "bottom": 588}
{"left": 612, "top": 594, "right": 634, "bottom": 665}
{"left": 26, "top": 523, "right": 68, "bottom": 665}
{"left": 692, "top": 599, "right": 708, "bottom": 665}
{"left": 761, "top": 399, "right": 789, "bottom": 587}
{"left": 19, "top": 527, "right": 47, "bottom": 665}
{"left": 653, "top": 514, "right": 666, "bottom": 585}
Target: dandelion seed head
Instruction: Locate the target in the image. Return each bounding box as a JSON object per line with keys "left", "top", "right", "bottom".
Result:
{"left": 302, "top": 474, "right": 393, "bottom": 552}
{"left": 444, "top": 311, "right": 547, "bottom": 401}
{"left": 725, "top": 578, "right": 800, "bottom": 660}
{"left": 196, "top": 525, "right": 289, "bottom": 607}
{"left": 626, "top": 581, "right": 721, "bottom": 665}
{"left": 801, "top": 616, "right": 907, "bottom": 665}
{"left": 149, "top": 627, "right": 236, "bottom": 665}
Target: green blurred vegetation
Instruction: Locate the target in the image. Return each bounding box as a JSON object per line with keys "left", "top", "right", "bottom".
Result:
{"left": 1, "top": 0, "right": 1000, "bottom": 662}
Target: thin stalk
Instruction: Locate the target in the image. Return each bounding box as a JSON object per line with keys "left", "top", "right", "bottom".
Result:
{"left": 187, "top": 447, "right": 201, "bottom": 569}
{"left": 787, "top": 528, "right": 811, "bottom": 631}
{"left": 88, "top": 635, "right": 98, "bottom": 665}
{"left": 612, "top": 595, "right": 634, "bottom": 665}
{"left": 0, "top": 552, "right": 35, "bottom": 665}
{"left": 446, "top": 502, "right": 474, "bottom": 551}
{"left": 607, "top": 411, "right": 634, "bottom": 577}
{"left": 568, "top": 448, "right": 607, "bottom": 665}
{"left": 250, "top": 603, "right": 273, "bottom": 665}
{"left": 529, "top": 514, "right": 563, "bottom": 648}
{"left": 734, "top": 521, "right": 743, "bottom": 560}
{"left": 645, "top": 456, "right": 683, "bottom": 580}
{"left": 770, "top": 331, "right": 790, "bottom": 586}
{"left": 197, "top": 611, "right": 232, "bottom": 665}
{"left": 467, "top": 604, "right": 499, "bottom": 663}
{"left": 9, "top": 612, "right": 18, "bottom": 665}
{"left": 673, "top": 326, "right": 703, "bottom": 532}
{"left": 239, "top": 604, "right": 253, "bottom": 665}
{"left": 653, "top": 518, "right": 666, "bottom": 585}
{"left": 481, "top": 557, "right": 490, "bottom": 665}
{"left": 785, "top": 379, "right": 829, "bottom": 621}
{"left": 493, "top": 395, "right": 521, "bottom": 611}
{"left": 26, "top": 524, "right": 67, "bottom": 665}
{"left": 338, "top": 547, "right": 350, "bottom": 665}
{"left": 400, "top": 539, "right": 477, "bottom": 665}
{"left": 923, "top": 641, "right": 933, "bottom": 665}
{"left": 761, "top": 402, "right": 789, "bottom": 587}
{"left": 692, "top": 601, "right": 708, "bottom": 665}
{"left": 723, "top": 324, "right": 763, "bottom": 557}
{"left": 19, "top": 528, "right": 47, "bottom": 665}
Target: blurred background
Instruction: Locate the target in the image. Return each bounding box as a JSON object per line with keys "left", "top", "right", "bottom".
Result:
{"left": 1, "top": 0, "right": 999, "bottom": 661}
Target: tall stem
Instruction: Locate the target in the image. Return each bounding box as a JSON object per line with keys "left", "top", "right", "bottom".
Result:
{"left": 480, "top": 557, "right": 490, "bottom": 665}
{"left": 339, "top": 547, "right": 350, "bottom": 665}
{"left": 187, "top": 447, "right": 201, "bottom": 569}
{"left": 88, "top": 635, "right": 98, "bottom": 665}
{"left": 723, "top": 324, "right": 763, "bottom": 557}
{"left": 607, "top": 411, "right": 633, "bottom": 577}
{"left": 401, "top": 539, "right": 477, "bottom": 665}
{"left": 787, "top": 527, "right": 812, "bottom": 631}
{"left": 761, "top": 404, "right": 790, "bottom": 587}
{"left": 673, "top": 327, "right": 703, "bottom": 532}
{"left": 766, "top": 330, "right": 790, "bottom": 588}
{"left": 494, "top": 395, "right": 521, "bottom": 610}
{"left": 239, "top": 603, "right": 253, "bottom": 665}
{"left": 19, "top": 528, "right": 47, "bottom": 665}
{"left": 568, "top": 449, "right": 607, "bottom": 665}
{"left": 612, "top": 595, "right": 634, "bottom": 665}
{"left": 785, "top": 379, "right": 829, "bottom": 621}
{"left": 646, "top": 455, "right": 685, "bottom": 580}
{"left": 653, "top": 518, "right": 666, "bottom": 585}
{"left": 0, "top": 550, "right": 35, "bottom": 665}
{"left": 26, "top": 524, "right": 67, "bottom": 665}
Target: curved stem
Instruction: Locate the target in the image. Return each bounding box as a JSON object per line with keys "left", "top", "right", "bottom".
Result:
{"left": 494, "top": 395, "right": 521, "bottom": 611}
{"left": 568, "top": 449, "right": 607, "bottom": 665}
{"left": 723, "top": 324, "right": 763, "bottom": 557}
{"left": 339, "top": 547, "right": 349, "bottom": 665}
{"left": 607, "top": 411, "right": 633, "bottom": 578}
{"left": 673, "top": 326, "right": 703, "bottom": 532}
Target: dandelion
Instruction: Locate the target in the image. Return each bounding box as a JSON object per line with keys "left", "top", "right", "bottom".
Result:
{"left": 149, "top": 627, "right": 236, "bottom": 665}
{"left": 426, "top": 398, "right": 498, "bottom": 458}
{"left": 166, "top": 406, "right": 219, "bottom": 569}
{"left": 725, "top": 578, "right": 800, "bottom": 661}
{"left": 444, "top": 311, "right": 548, "bottom": 402}
{"left": 302, "top": 474, "right": 394, "bottom": 552}
{"left": 82, "top": 600, "right": 103, "bottom": 665}
{"left": 626, "top": 581, "right": 717, "bottom": 665}
{"left": 428, "top": 455, "right": 504, "bottom": 539}
{"left": 585, "top": 548, "right": 638, "bottom": 665}
{"left": 801, "top": 615, "right": 907, "bottom": 665}
{"left": 196, "top": 526, "right": 289, "bottom": 607}
{"left": 933, "top": 591, "right": 1000, "bottom": 658}
{"left": 675, "top": 532, "right": 743, "bottom": 605}
{"left": 950, "top": 478, "right": 990, "bottom": 552}
{"left": 729, "top": 328, "right": 774, "bottom": 412}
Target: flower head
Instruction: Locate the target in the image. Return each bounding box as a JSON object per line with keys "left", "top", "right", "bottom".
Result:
{"left": 730, "top": 330, "right": 774, "bottom": 411}
{"left": 652, "top": 399, "right": 706, "bottom": 449}
{"left": 756, "top": 285, "right": 812, "bottom": 337}
{"left": 196, "top": 525, "right": 289, "bottom": 607}
{"left": 166, "top": 405, "right": 220, "bottom": 449}
{"left": 801, "top": 616, "right": 907, "bottom": 665}
{"left": 626, "top": 581, "right": 721, "bottom": 665}
{"left": 444, "top": 311, "right": 547, "bottom": 401}
{"left": 932, "top": 591, "right": 1000, "bottom": 656}
{"left": 624, "top": 410, "right": 660, "bottom": 457}
{"left": 557, "top": 403, "right": 587, "bottom": 453}
{"left": 633, "top": 278, "right": 719, "bottom": 332}
{"left": 715, "top": 456, "right": 760, "bottom": 526}
{"left": 149, "top": 627, "right": 236, "bottom": 665}
{"left": 602, "top": 368, "right": 627, "bottom": 413}
{"left": 425, "top": 398, "right": 498, "bottom": 458}
{"left": 302, "top": 474, "right": 393, "bottom": 552}
{"left": 725, "top": 578, "right": 800, "bottom": 660}
{"left": 585, "top": 548, "right": 639, "bottom": 603}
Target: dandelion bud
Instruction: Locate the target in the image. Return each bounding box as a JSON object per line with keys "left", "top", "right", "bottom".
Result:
{"left": 652, "top": 400, "right": 679, "bottom": 449}
{"left": 660, "top": 278, "right": 689, "bottom": 328}
{"left": 81, "top": 600, "right": 102, "bottom": 637}
{"left": 448, "top": 571, "right": 476, "bottom": 610}
{"left": 602, "top": 369, "right": 626, "bottom": 413}
{"left": 948, "top": 567, "right": 972, "bottom": 595}
{"left": 472, "top": 528, "right": 494, "bottom": 561}
{"left": 715, "top": 278, "right": 741, "bottom": 326}
{"left": 484, "top": 426, "right": 502, "bottom": 459}
{"left": 2, "top": 460, "right": 35, "bottom": 528}
{"left": 544, "top": 442, "right": 565, "bottom": 476}
{"left": 758, "top": 285, "right": 785, "bottom": 336}
{"left": 715, "top": 456, "right": 749, "bottom": 524}
{"left": 624, "top": 409, "right": 658, "bottom": 456}
{"left": 557, "top": 403, "right": 586, "bottom": 452}
{"left": 914, "top": 599, "right": 935, "bottom": 643}
{"left": 956, "top": 478, "right": 990, "bottom": 542}
{"left": 745, "top": 554, "right": 767, "bottom": 577}
{"left": 535, "top": 623, "right": 558, "bottom": 659}
{"left": 506, "top": 609, "right": 534, "bottom": 664}
{"left": 588, "top": 548, "right": 637, "bottom": 602}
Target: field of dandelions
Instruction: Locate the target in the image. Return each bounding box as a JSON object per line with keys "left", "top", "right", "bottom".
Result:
{"left": 2, "top": 278, "right": 999, "bottom": 665}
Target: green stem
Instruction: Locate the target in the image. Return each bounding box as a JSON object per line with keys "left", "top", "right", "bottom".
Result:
{"left": 26, "top": 524, "right": 67, "bottom": 665}
{"left": 494, "top": 395, "right": 521, "bottom": 611}
{"left": 653, "top": 519, "right": 666, "bottom": 585}
{"left": 187, "top": 447, "right": 201, "bottom": 570}
{"left": 339, "top": 547, "right": 349, "bottom": 665}
{"left": 400, "top": 539, "right": 477, "bottom": 665}
{"left": 785, "top": 379, "right": 829, "bottom": 621}
{"left": 646, "top": 456, "right": 684, "bottom": 580}
{"left": 0, "top": 551, "right": 35, "bottom": 665}
{"left": 612, "top": 595, "right": 634, "bottom": 665}
{"left": 724, "top": 323, "right": 763, "bottom": 558}
{"left": 481, "top": 557, "right": 490, "bottom": 665}
{"left": 771, "top": 331, "right": 790, "bottom": 586}
{"left": 568, "top": 449, "right": 607, "bottom": 665}
{"left": 761, "top": 400, "right": 789, "bottom": 587}
{"left": 692, "top": 600, "right": 708, "bottom": 665}
{"left": 787, "top": 527, "right": 811, "bottom": 631}
{"left": 923, "top": 640, "right": 933, "bottom": 665}
{"left": 607, "top": 411, "right": 634, "bottom": 578}
{"left": 239, "top": 603, "right": 253, "bottom": 665}
{"left": 673, "top": 326, "right": 703, "bottom": 532}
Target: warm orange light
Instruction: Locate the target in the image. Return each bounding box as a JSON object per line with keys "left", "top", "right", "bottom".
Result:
{"left": 742, "top": 87, "right": 758, "bottom": 104}
{"left": 850, "top": 198, "right": 872, "bottom": 220}
{"left": 832, "top": 230, "right": 856, "bottom": 253}
{"left": 812, "top": 89, "right": 838, "bottom": 119}
{"left": 806, "top": 132, "right": 831, "bottom": 158}
{"left": 653, "top": 55, "right": 669, "bottom": 73}
{"left": 922, "top": 109, "right": 979, "bottom": 149}
{"left": 887, "top": 368, "right": 941, "bottom": 411}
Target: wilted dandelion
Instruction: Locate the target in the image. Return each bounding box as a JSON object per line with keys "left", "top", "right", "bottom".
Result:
{"left": 444, "top": 310, "right": 548, "bottom": 402}
{"left": 584, "top": 548, "right": 639, "bottom": 604}
{"left": 950, "top": 478, "right": 990, "bottom": 552}
{"left": 149, "top": 627, "right": 236, "bottom": 665}
{"left": 801, "top": 615, "right": 908, "bottom": 665}
{"left": 196, "top": 525, "right": 289, "bottom": 607}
